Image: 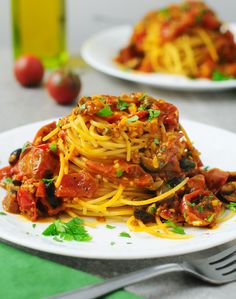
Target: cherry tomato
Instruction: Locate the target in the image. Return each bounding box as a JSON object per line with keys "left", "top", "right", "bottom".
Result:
{"left": 47, "top": 70, "right": 81, "bottom": 105}
{"left": 14, "top": 55, "right": 44, "bottom": 87}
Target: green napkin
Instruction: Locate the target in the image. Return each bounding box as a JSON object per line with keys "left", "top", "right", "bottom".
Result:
{"left": 0, "top": 242, "right": 144, "bottom": 299}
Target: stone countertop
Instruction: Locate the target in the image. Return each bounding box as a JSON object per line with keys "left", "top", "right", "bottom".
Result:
{"left": 0, "top": 49, "right": 236, "bottom": 299}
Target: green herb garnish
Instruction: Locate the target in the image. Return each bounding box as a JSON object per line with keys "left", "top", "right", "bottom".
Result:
{"left": 153, "top": 138, "right": 159, "bottom": 145}
{"left": 137, "top": 93, "right": 148, "bottom": 101}
{"left": 2, "top": 177, "right": 12, "bottom": 184}
{"left": 80, "top": 103, "right": 86, "bottom": 110}
{"left": 117, "top": 99, "right": 130, "bottom": 111}
{"left": 116, "top": 169, "right": 123, "bottom": 177}
{"left": 207, "top": 214, "right": 215, "bottom": 222}
{"left": 159, "top": 8, "right": 170, "bottom": 16}
{"left": 148, "top": 109, "right": 160, "bottom": 122}
{"left": 42, "top": 177, "right": 57, "bottom": 184}
{"left": 197, "top": 205, "right": 204, "bottom": 213}
{"left": 106, "top": 224, "right": 116, "bottom": 229}
{"left": 96, "top": 107, "right": 113, "bottom": 117}
{"left": 119, "top": 231, "right": 131, "bottom": 238}
{"left": 32, "top": 223, "right": 36, "bottom": 228}
{"left": 98, "top": 97, "right": 105, "bottom": 101}
{"left": 165, "top": 220, "right": 185, "bottom": 235}
{"left": 187, "top": 201, "right": 196, "bottom": 207}
{"left": 22, "top": 142, "right": 30, "bottom": 153}
{"left": 138, "top": 105, "right": 146, "bottom": 111}
{"left": 0, "top": 211, "right": 6, "bottom": 215}
{"left": 110, "top": 241, "right": 116, "bottom": 246}
{"left": 212, "top": 70, "right": 233, "bottom": 81}
{"left": 203, "top": 165, "right": 210, "bottom": 171}
{"left": 127, "top": 115, "right": 139, "bottom": 123}
{"left": 150, "top": 207, "right": 157, "bottom": 214}
{"left": 227, "top": 202, "right": 236, "bottom": 212}
{"left": 49, "top": 143, "right": 57, "bottom": 152}
{"left": 42, "top": 217, "right": 92, "bottom": 242}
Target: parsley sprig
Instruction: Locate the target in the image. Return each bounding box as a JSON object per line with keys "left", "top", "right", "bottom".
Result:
{"left": 96, "top": 106, "right": 113, "bottom": 117}
{"left": 42, "top": 217, "right": 92, "bottom": 242}
{"left": 117, "top": 99, "right": 130, "bottom": 111}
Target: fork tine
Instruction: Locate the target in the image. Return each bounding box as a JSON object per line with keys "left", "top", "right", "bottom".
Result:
{"left": 213, "top": 255, "right": 236, "bottom": 270}
{"left": 207, "top": 245, "right": 236, "bottom": 265}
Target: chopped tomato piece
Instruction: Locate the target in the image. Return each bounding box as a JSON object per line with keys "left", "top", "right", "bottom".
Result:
{"left": 187, "top": 174, "right": 206, "bottom": 191}
{"left": 13, "top": 146, "right": 57, "bottom": 180}
{"left": 181, "top": 189, "right": 222, "bottom": 227}
{"left": 204, "top": 168, "right": 229, "bottom": 193}
{"left": 17, "top": 187, "right": 38, "bottom": 221}
{"left": 86, "top": 160, "right": 153, "bottom": 188}
{"left": 55, "top": 171, "right": 97, "bottom": 198}
{"left": 0, "top": 166, "right": 12, "bottom": 181}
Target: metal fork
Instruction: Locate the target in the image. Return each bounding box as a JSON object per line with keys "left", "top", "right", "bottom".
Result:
{"left": 49, "top": 244, "right": 236, "bottom": 299}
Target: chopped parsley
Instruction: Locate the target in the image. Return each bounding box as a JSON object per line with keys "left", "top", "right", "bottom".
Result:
{"left": 137, "top": 93, "right": 148, "bottom": 101}
{"left": 96, "top": 107, "right": 113, "bottom": 117}
{"left": 32, "top": 223, "right": 36, "bottom": 228}
{"left": 2, "top": 177, "right": 12, "bottom": 184}
{"left": 207, "top": 214, "right": 215, "bottom": 222}
{"left": 49, "top": 143, "right": 57, "bottom": 152}
{"left": 149, "top": 207, "right": 157, "bottom": 214}
{"left": 53, "top": 236, "right": 63, "bottom": 242}
{"left": 106, "top": 224, "right": 116, "bottom": 229}
{"left": 119, "top": 231, "right": 131, "bottom": 238}
{"left": 138, "top": 105, "right": 146, "bottom": 111}
{"left": 110, "top": 241, "right": 116, "bottom": 246}
{"left": 212, "top": 70, "right": 233, "bottom": 81}
{"left": 148, "top": 109, "right": 160, "bottom": 122}
{"left": 22, "top": 142, "right": 30, "bottom": 153}
{"left": 0, "top": 211, "right": 6, "bottom": 215}
{"left": 116, "top": 169, "right": 123, "bottom": 177}
{"left": 42, "top": 217, "right": 92, "bottom": 242}
{"left": 117, "top": 99, "right": 130, "bottom": 111}
{"left": 80, "top": 103, "right": 86, "bottom": 110}
{"left": 153, "top": 138, "right": 159, "bottom": 145}
{"left": 127, "top": 115, "right": 139, "bottom": 123}
{"left": 42, "top": 177, "right": 57, "bottom": 184}
{"left": 227, "top": 202, "right": 236, "bottom": 212}
{"left": 203, "top": 165, "right": 210, "bottom": 171}
{"left": 183, "top": 211, "right": 187, "bottom": 220}
{"left": 197, "top": 205, "right": 204, "bottom": 213}
{"left": 98, "top": 97, "right": 105, "bottom": 101}
{"left": 165, "top": 220, "right": 185, "bottom": 235}
{"left": 187, "top": 201, "right": 195, "bottom": 207}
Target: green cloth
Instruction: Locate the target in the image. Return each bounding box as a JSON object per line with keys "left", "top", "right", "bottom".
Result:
{"left": 0, "top": 242, "right": 144, "bottom": 299}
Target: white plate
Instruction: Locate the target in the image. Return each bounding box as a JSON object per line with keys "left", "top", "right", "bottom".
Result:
{"left": 81, "top": 24, "right": 236, "bottom": 91}
{"left": 0, "top": 119, "right": 236, "bottom": 259}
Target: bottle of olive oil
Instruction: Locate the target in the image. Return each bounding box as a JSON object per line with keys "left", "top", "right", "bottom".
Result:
{"left": 11, "top": 0, "right": 68, "bottom": 68}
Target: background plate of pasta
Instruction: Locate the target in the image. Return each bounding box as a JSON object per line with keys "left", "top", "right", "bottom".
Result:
{"left": 81, "top": 1, "right": 236, "bottom": 91}
{"left": 0, "top": 93, "right": 236, "bottom": 259}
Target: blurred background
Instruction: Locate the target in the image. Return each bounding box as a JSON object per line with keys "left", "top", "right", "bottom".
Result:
{"left": 1, "top": 0, "right": 236, "bottom": 57}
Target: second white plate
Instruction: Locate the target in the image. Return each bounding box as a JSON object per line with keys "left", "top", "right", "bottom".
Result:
{"left": 81, "top": 25, "right": 236, "bottom": 91}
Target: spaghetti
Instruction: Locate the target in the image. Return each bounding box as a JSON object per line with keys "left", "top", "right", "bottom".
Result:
{"left": 0, "top": 93, "right": 236, "bottom": 239}
{"left": 115, "top": 1, "right": 236, "bottom": 79}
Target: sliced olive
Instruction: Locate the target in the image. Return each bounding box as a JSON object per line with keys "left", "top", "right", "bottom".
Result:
{"left": 8, "top": 148, "right": 22, "bottom": 166}
{"left": 44, "top": 182, "right": 61, "bottom": 208}
{"left": 134, "top": 208, "right": 155, "bottom": 224}
{"left": 167, "top": 177, "right": 184, "bottom": 187}
{"left": 141, "top": 156, "right": 159, "bottom": 172}
{"left": 12, "top": 180, "right": 22, "bottom": 186}
{"left": 180, "top": 157, "right": 196, "bottom": 171}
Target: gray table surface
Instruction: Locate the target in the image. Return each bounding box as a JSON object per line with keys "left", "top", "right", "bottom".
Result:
{"left": 1, "top": 48, "right": 236, "bottom": 299}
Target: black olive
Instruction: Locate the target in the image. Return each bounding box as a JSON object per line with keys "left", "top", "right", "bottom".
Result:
{"left": 180, "top": 157, "right": 196, "bottom": 171}
{"left": 134, "top": 208, "right": 155, "bottom": 224}
{"left": 12, "top": 180, "right": 22, "bottom": 186}
{"left": 44, "top": 182, "right": 61, "bottom": 208}
{"left": 167, "top": 177, "right": 184, "bottom": 187}
{"left": 8, "top": 148, "right": 22, "bottom": 166}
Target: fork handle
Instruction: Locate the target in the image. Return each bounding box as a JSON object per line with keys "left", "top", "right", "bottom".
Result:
{"left": 49, "top": 263, "right": 183, "bottom": 299}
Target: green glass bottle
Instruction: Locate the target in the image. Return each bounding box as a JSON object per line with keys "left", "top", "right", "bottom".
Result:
{"left": 11, "top": 0, "right": 68, "bottom": 68}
